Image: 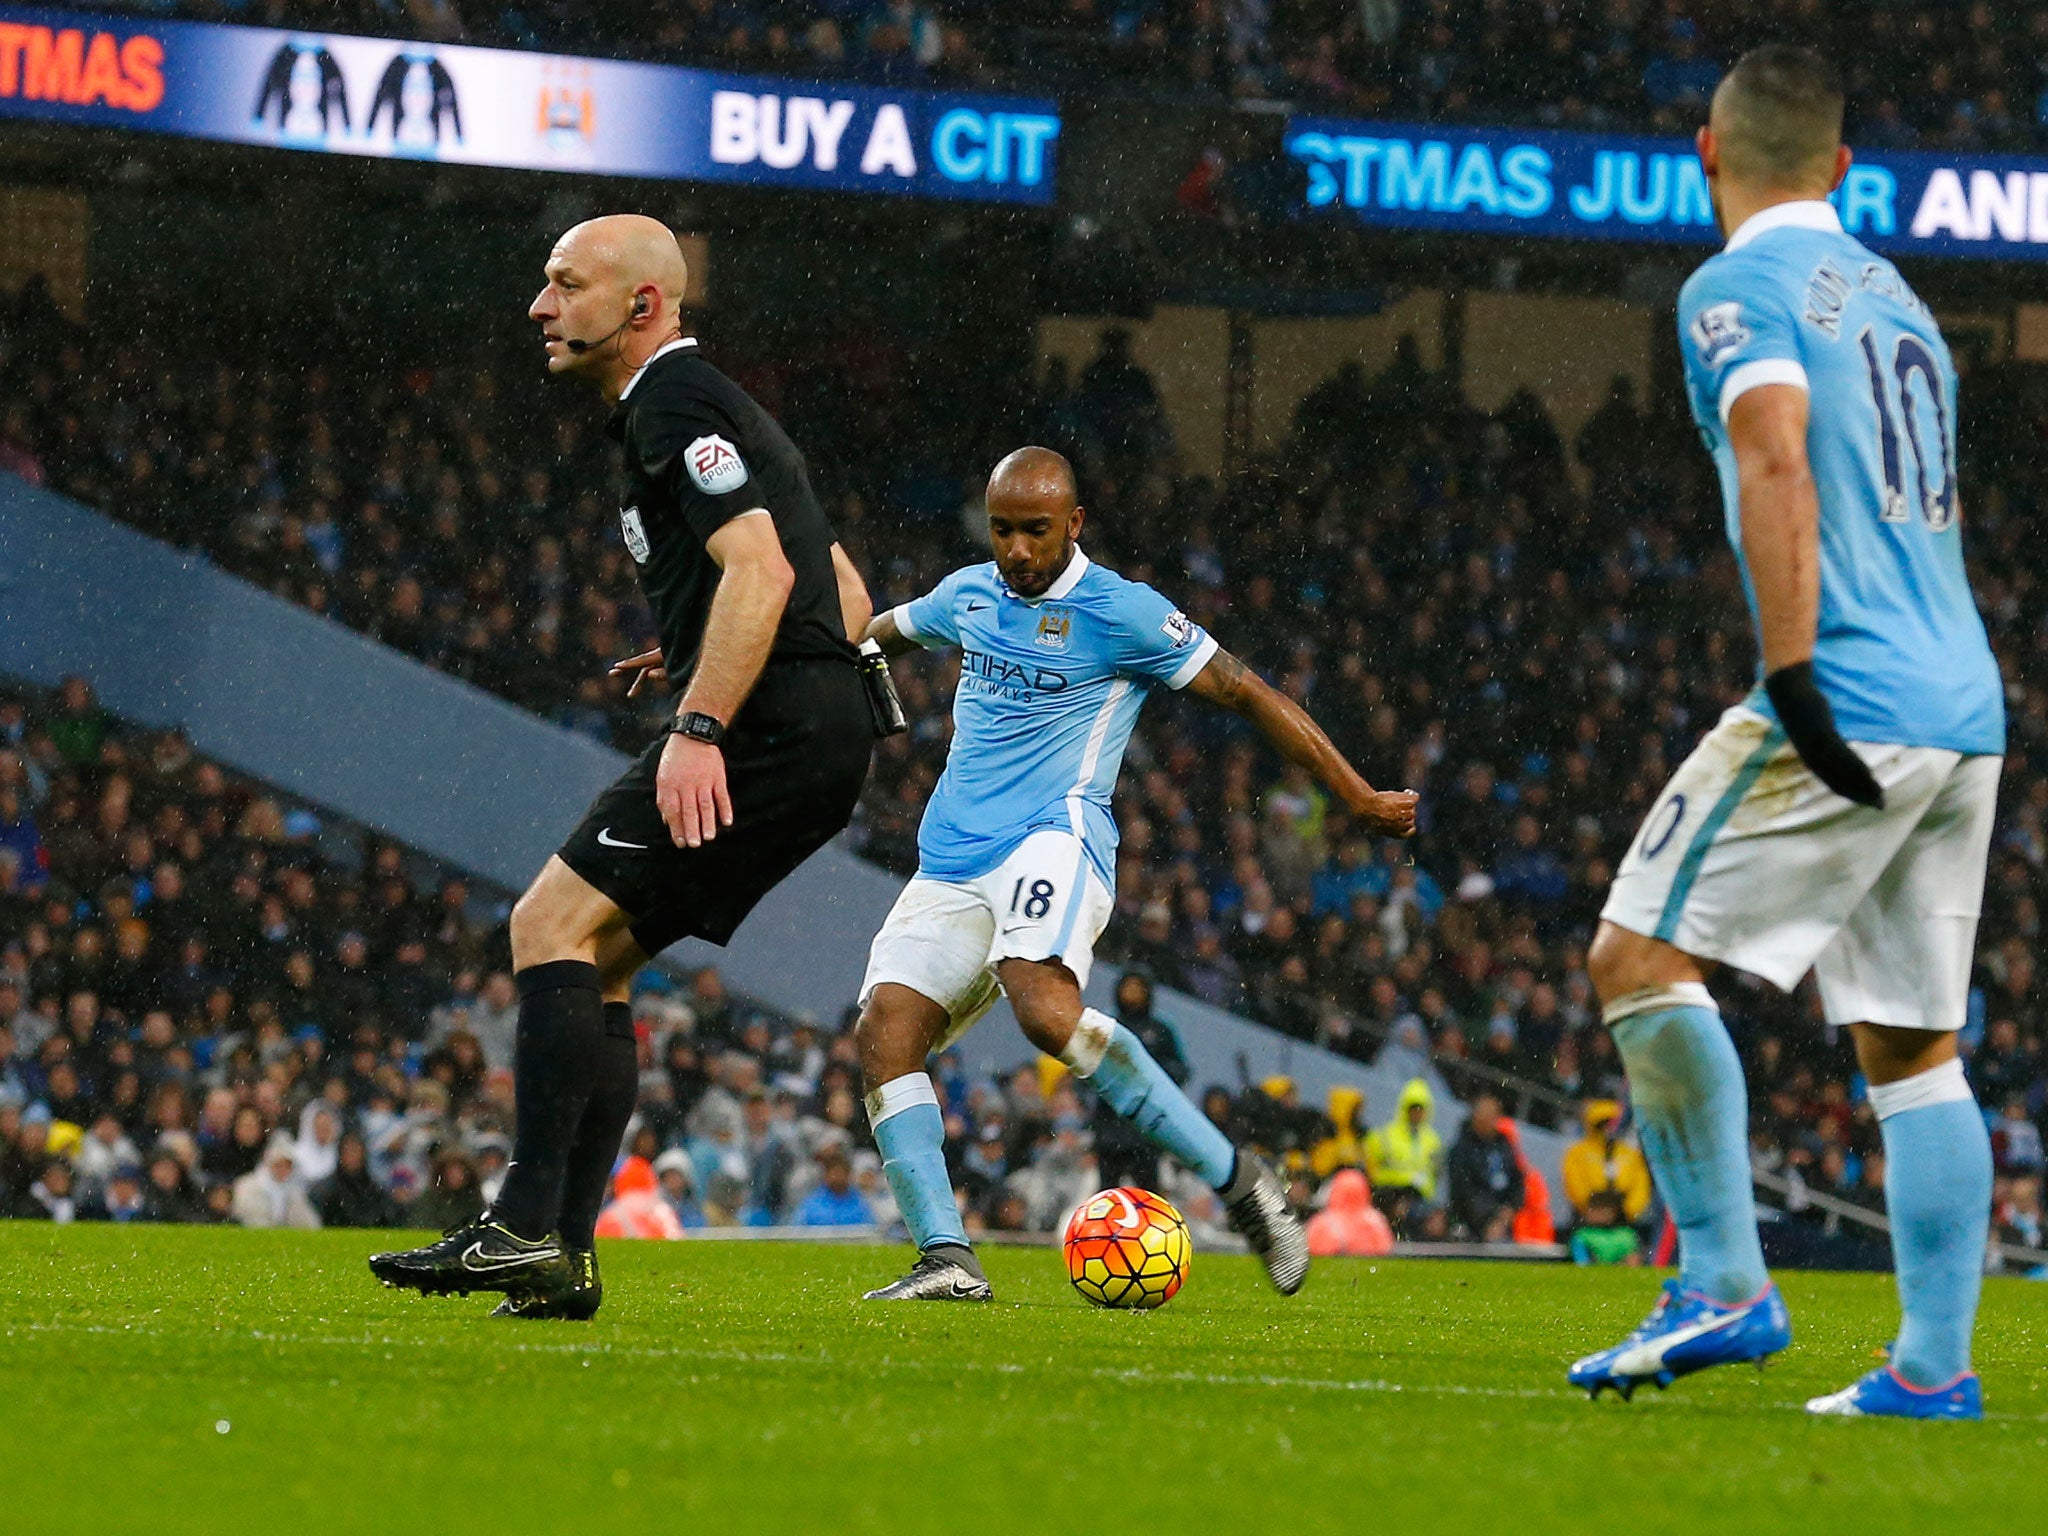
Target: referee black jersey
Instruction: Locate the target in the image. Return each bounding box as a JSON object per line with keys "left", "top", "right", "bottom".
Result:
{"left": 607, "top": 337, "right": 855, "bottom": 682}
{"left": 560, "top": 336, "right": 873, "bottom": 956}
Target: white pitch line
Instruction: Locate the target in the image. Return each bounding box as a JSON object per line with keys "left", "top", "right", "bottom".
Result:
{"left": 4, "top": 1318, "right": 1564, "bottom": 1402}
{"left": 11, "top": 1319, "right": 2046, "bottom": 1422}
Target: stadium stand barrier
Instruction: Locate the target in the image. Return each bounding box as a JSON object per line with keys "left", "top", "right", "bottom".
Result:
{"left": 0, "top": 474, "right": 618, "bottom": 889}
{"left": 659, "top": 1224, "right": 1569, "bottom": 1260}
{"left": 1749, "top": 1164, "right": 2044, "bottom": 1275}
{"left": 0, "top": 474, "right": 1575, "bottom": 1195}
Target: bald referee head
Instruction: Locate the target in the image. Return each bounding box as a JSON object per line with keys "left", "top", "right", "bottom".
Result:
{"left": 529, "top": 214, "right": 689, "bottom": 400}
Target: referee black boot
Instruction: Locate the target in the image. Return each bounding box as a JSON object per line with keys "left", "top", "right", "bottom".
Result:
{"left": 368, "top": 1216, "right": 572, "bottom": 1298}
{"left": 491, "top": 1248, "right": 602, "bottom": 1320}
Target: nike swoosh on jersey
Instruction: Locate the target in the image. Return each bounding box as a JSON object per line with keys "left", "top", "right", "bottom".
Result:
{"left": 1606, "top": 1309, "right": 1743, "bottom": 1376}
{"left": 461, "top": 1241, "right": 561, "bottom": 1272}
{"left": 596, "top": 828, "right": 649, "bottom": 849}
{"left": 965, "top": 602, "right": 990, "bottom": 612}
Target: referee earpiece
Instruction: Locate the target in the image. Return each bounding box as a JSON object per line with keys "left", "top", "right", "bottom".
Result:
{"left": 564, "top": 296, "right": 650, "bottom": 355}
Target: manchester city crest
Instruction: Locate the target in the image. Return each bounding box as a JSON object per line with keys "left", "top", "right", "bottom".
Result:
{"left": 1034, "top": 606, "right": 1073, "bottom": 651}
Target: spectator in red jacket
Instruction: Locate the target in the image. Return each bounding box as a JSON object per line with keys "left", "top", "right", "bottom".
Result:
{"left": 1306, "top": 1168, "right": 1394, "bottom": 1257}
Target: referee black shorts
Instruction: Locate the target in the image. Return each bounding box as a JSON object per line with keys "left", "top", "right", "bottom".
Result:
{"left": 557, "top": 658, "right": 873, "bottom": 956}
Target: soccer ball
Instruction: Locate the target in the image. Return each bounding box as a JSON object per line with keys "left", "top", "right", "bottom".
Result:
{"left": 1062, "top": 1187, "right": 1191, "bottom": 1309}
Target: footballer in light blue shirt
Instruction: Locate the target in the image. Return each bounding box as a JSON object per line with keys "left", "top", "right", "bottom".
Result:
{"left": 1577, "top": 44, "right": 2003, "bottom": 1422}
{"left": 1677, "top": 204, "right": 2002, "bottom": 757}
{"left": 894, "top": 531, "right": 1216, "bottom": 893}
{"left": 849, "top": 445, "right": 1417, "bottom": 1303}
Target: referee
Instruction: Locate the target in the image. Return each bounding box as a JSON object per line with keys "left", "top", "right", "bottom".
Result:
{"left": 370, "top": 215, "right": 876, "bottom": 1316}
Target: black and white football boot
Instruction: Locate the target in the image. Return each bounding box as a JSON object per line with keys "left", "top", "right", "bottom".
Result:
{"left": 368, "top": 1216, "right": 572, "bottom": 1298}
{"left": 1222, "top": 1153, "right": 1310, "bottom": 1295}
{"left": 492, "top": 1248, "right": 602, "bottom": 1320}
{"left": 862, "top": 1248, "right": 993, "bottom": 1302}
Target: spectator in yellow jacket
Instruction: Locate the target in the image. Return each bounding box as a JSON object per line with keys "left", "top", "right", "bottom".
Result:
{"left": 1562, "top": 1099, "right": 1653, "bottom": 1225}
{"left": 1311, "top": 1086, "right": 1369, "bottom": 1180}
{"left": 1365, "top": 1078, "right": 1444, "bottom": 1206}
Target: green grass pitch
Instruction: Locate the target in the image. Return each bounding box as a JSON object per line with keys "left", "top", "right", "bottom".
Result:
{"left": 6, "top": 1226, "right": 2046, "bottom": 1534}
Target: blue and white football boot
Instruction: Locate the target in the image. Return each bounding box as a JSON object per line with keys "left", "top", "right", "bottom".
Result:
{"left": 1569, "top": 1278, "right": 1792, "bottom": 1400}
{"left": 1805, "top": 1366, "right": 1982, "bottom": 1421}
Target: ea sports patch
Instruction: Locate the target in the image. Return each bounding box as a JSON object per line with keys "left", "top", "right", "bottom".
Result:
{"left": 620, "top": 505, "right": 649, "bottom": 564}
{"left": 686, "top": 434, "right": 749, "bottom": 495}
{"left": 1160, "top": 610, "right": 1197, "bottom": 648}
{"left": 1690, "top": 301, "right": 1749, "bottom": 366}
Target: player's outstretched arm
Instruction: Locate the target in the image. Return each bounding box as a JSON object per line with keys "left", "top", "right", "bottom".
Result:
{"left": 862, "top": 608, "right": 918, "bottom": 659}
{"left": 1185, "top": 647, "right": 1418, "bottom": 837}
{"left": 608, "top": 647, "right": 667, "bottom": 696}
{"left": 1729, "top": 385, "right": 1884, "bottom": 808}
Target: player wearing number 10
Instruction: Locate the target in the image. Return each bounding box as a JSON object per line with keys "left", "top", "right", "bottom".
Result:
{"left": 1572, "top": 47, "right": 2004, "bottom": 1420}
{"left": 853, "top": 446, "right": 1418, "bottom": 1302}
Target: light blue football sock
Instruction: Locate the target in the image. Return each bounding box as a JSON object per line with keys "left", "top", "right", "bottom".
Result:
{"left": 866, "top": 1072, "right": 968, "bottom": 1253}
{"left": 1871, "top": 1058, "right": 1990, "bottom": 1387}
{"left": 1065, "top": 1010, "right": 1236, "bottom": 1189}
{"left": 1607, "top": 986, "right": 1769, "bottom": 1304}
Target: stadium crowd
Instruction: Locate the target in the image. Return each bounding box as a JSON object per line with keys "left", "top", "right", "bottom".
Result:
{"left": 0, "top": 677, "right": 1082, "bottom": 1235}
{"left": 0, "top": 677, "right": 1481, "bottom": 1246}
{"left": 92, "top": 0, "right": 2048, "bottom": 149}
{"left": 5, "top": 268, "right": 2048, "bottom": 1263}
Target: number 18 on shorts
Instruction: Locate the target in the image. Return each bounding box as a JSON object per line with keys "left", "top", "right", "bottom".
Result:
{"left": 860, "top": 828, "right": 1116, "bottom": 1050}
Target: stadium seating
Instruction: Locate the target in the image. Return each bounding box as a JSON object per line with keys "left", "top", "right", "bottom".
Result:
{"left": 4, "top": 672, "right": 1544, "bottom": 1238}
{"left": 0, "top": 673, "right": 919, "bottom": 1229}
{"left": 3, "top": 262, "right": 2046, "bottom": 1258}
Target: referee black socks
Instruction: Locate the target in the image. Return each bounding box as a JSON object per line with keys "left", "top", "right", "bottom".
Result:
{"left": 494, "top": 960, "right": 605, "bottom": 1243}
{"left": 557, "top": 1002, "right": 640, "bottom": 1252}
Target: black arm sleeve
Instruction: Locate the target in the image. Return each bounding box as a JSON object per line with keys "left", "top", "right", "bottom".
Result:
{"left": 1763, "top": 662, "right": 1885, "bottom": 809}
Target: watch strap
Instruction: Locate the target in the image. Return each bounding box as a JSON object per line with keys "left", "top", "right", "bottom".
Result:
{"left": 671, "top": 711, "right": 726, "bottom": 745}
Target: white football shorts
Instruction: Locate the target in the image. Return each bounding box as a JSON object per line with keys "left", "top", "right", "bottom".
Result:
{"left": 860, "top": 828, "right": 1116, "bottom": 1051}
{"left": 1602, "top": 705, "right": 2000, "bottom": 1032}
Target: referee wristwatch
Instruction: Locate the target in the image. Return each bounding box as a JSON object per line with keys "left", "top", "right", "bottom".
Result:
{"left": 670, "top": 710, "right": 726, "bottom": 746}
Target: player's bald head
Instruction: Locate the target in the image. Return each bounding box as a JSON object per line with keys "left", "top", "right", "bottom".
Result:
{"left": 1710, "top": 45, "right": 1844, "bottom": 192}
{"left": 984, "top": 446, "right": 1083, "bottom": 599}
{"left": 552, "top": 214, "right": 689, "bottom": 307}
{"left": 986, "top": 446, "right": 1077, "bottom": 515}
